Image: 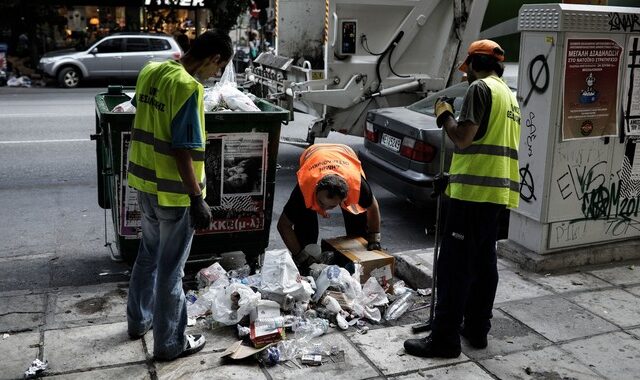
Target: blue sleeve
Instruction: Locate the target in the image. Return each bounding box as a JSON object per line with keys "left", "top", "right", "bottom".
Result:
{"left": 171, "top": 91, "right": 203, "bottom": 149}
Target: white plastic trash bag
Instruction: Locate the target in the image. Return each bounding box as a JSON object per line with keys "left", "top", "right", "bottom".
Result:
{"left": 112, "top": 100, "right": 136, "bottom": 113}
{"left": 259, "top": 249, "right": 311, "bottom": 301}
{"left": 209, "top": 283, "right": 261, "bottom": 325}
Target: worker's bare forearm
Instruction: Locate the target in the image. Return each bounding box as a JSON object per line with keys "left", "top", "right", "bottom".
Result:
{"left": 173, "top": 149, "right": 201, "bottom": 196}
{"left": 442, "top": 117, "right": 478, "bottom": 150}
{"left": 277, "top": 214, "right": 302, "bottom": 255}
{"left": 367, "top": 196, "right": 381, "bottom": 234}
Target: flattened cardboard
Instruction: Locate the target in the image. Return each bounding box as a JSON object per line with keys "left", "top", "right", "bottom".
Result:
{"left": 321, "top": 236, "right": 395, "bottom": 284}
{"left": 220, "top": 340, "right": 273, "bottom": 360}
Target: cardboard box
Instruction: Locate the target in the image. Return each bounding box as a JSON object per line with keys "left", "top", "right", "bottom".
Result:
{"left": 321, "top": 236, "right": 395, "bottom": 284}
{"left": 249, "top": 322, "right": 285, "bottom": 348}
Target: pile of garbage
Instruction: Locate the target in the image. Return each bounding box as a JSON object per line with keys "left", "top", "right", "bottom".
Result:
{"left": 186, "top": 247, "right": 430, "bottom": 367}
{"left": 112, "top": 61, "right": 260, "bottom": 114}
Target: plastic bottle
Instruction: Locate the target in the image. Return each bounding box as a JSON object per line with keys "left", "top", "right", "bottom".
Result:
{"left": 254, "top": 315, "right": 297, "bottom": 330}
{"left": 384, "top": 290, "right": 416, "bottom": 321}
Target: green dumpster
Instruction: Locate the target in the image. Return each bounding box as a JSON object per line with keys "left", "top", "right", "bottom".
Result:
{"left": 92, "top": 86, "right": 289, "bottom": 265}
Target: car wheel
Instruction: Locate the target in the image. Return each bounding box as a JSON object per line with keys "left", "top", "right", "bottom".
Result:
{"left": 57, "top": 67, "right": 81, "bottom": 88}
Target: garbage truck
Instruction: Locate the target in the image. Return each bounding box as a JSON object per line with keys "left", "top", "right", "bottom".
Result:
{"left": 247, "top": 0, "right": 489, "bottom": 143}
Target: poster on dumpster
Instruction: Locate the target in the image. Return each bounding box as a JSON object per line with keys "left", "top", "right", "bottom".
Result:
{"left": 120, "top": 132, "right": 142, "bottom": 238}
{"left": 562, "top": 38, "right": 622, "bottom": 140}
{"left": 623, "top": 37, "right": 640, "bottom": 136}
{"left": 199, "top": 132, "right": 268, "bottom": 234}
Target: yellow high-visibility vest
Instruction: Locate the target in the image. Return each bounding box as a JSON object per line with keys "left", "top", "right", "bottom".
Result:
{"left": 447, "top": 75, "right": 521, "bottom": 208}
{"left": 127, "top": 60, "right": 206, "bottom": 207}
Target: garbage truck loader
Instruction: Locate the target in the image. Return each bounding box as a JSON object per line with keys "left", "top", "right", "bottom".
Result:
{"left": 247, "top": 0, "right": 489, "bottom": 143}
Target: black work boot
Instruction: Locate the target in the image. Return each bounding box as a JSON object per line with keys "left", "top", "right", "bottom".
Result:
{"left": 460, "top": 326, "right": 488, "bottom": 349}
{"left": 403, "top": 335, "right": 461, "bottom": 358}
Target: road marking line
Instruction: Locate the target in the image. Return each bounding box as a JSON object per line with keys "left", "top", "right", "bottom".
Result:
{"left": 0, "top": 113, "right": 93, "bottom": 117}
{"left": 0, "top": 139, "right": 90, "bottom": 144}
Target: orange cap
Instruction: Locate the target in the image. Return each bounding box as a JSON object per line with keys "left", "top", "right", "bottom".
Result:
{"left": 458, "top": 39, "right": 505, "bottom": 72}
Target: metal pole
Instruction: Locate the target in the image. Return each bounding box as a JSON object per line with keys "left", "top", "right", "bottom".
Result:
{"left": 412, "top": 124, "right": 446, "bottom": 333}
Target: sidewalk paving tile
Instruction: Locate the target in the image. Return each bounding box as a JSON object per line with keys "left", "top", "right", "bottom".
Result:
{"left": 346, "top": 325, "right": 468, "bottom": 376}
{"left": 54, "top": 287, "right": 127, "bottom": 323}
{"left": 479, "top": 346, "right": 602, "bottom": 379}
{"left": 143, "top": 324, "right": 238, "bottom": 356}
{"left": 265, "top": 331, "right": 379, "bottom": 380}
{"left": 568, "top": 288, "right": 640, "bottom": 328}
{"left": 0, "top": 331, "right": 40, "bottom": 380}
{"left": 494, "top": 271, "right": 553, "bottom": 304}
{"left": 560, "top": 331, "right": 640, "bottom": 379}
{"left": 47, "top": 364, "right": 150, "bottom": 379}
{"left": 389, "top": 362, "right": 493, "bottom": 379}
{"left": 155, "top": 351, "right": 267, "bottom": 379}
{"left": 500, "top": 297, "right": 617, "bottom": 342}
{"left": 44, "top": 322, "right": 146, "bottom": 373}
{"left": 460, "top": 310, "right": 550, "bottom": 360}
{"left": 0, "top": 293, "right": 46, "bottom": 332}
{"left": 589, "top": 266, "right": 639, "bottom": 286}
{"left": 529, "top": 272, "right": 611, "bottom": 293}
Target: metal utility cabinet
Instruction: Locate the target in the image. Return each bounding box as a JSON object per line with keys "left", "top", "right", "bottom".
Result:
{"left": 93, "top": 86, "right": 289, "bottom": 264}
{"left": 502, "top": 4, "right": 640, "bottom": 269}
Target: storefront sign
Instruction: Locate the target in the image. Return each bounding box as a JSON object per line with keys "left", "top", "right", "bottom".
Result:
{"left": 144, "top": 0, "right": 205, "bottom": 7}
{"left": 562, "top": 38, "right": 622, "bottom": 140}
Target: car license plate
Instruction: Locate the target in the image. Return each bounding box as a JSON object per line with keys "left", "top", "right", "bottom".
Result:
{"left": 380, "top": 133, "right": 401, "bottom": 152}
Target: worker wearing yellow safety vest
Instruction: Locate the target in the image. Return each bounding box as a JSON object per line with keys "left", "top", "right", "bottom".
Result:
{"left": 126, "top": 30, "right": 232, "bottom": 362}
{"left": 404, "top": 40, "right": 521, "bottom": 358}
{"left": 277, "top": 144, "right": 382, "bottom": 272}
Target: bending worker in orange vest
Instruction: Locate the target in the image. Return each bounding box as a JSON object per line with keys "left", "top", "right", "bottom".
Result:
{"left": 277, "top": 144, "right": 382, "bottom": 271}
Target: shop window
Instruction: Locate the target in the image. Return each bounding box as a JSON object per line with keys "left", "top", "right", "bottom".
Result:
{"left": 96, "top": 38, "right": 124, "bottom": 54}
{"left": 149, "top": 38, "right": 171, "bottom": 51}
{"left": 125, "top": 38, "right": 150, "bottom": 52}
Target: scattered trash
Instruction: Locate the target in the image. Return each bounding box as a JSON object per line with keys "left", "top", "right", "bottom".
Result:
{"left": 384, "top": 290, "right": 417, "bottom": 321}
{"left": 416, "top": 288, "right": 432, "bottom": 296}
{"left": 98, "top": 270, "right": 130, "bottom": 276}
{"left": 628, "top": 265, "right": 635, "bottom": 270}
{"left": 301, "top": 354, "right": 323, "bottom": 366}
{"left": 8, "top": 75, "right": 31, "bottom": 88}
{"left": 24, "top": 359, "right": 48, "bottom": 379}
{"left": 2, "top": 333, "right": 9, "bottom": 339}
{"left": 221, "top": 340, "right": 274, "bottom": 360}
{"left": 260, "top": 346, "right": 281, "bottom": 366}
{"left": 570, "top": 280, "right": 584, "bottom": 286}
{"left": 112, "top": 100, "right": 135, "bottom": 113}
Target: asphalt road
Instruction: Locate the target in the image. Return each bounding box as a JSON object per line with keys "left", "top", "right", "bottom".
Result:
{"left": 0, "top": 86, "right": 435, "bottom": 292}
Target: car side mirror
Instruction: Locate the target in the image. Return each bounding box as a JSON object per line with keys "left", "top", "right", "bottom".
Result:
{"left": 90, "top": 48, "right": 98, "bottom": 54}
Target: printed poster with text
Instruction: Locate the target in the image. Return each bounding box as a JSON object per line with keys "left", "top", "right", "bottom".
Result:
{"left": 562, "top": 38, "right": 622, "bottom": 140}
{"left": 198, "top": 132, "right": 268, "bottom": 234}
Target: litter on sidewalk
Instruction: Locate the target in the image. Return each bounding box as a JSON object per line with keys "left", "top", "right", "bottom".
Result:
{"left": 189, "top": 237, "right": 427, "bottom": 368}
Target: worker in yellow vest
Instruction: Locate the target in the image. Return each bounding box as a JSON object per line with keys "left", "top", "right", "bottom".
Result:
{"left": 404, "top": 40, "right": 521, "bottom": 358}
{"left": 126, "top": 30, "right": 232, "bottom": 361}
{"left": 277, "top": 144, "right": 382, "bottom": 272}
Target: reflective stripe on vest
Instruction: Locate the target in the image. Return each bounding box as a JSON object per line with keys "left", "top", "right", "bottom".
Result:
{"left": 127, "top": 60, "right": 206, "bottom": 207}
{"left": 297, "top": 143, "right": 367, "bottom": 216}
{"left": 446, "top": 75, "right": 521, "bottom": 208}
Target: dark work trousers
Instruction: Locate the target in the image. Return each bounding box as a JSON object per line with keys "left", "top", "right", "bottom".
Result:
{"left": 291, "top": 207, "right": 368, "bottom": 248}
{"left": 431, "top": 197, "right": 505, "bottom": 344}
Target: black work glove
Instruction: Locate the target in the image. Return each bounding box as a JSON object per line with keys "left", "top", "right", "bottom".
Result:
{"left": 367, "top": 232, "right": 382, "bottom": 251}
{"left": 189, "top": 194, "right": 212, "bottom": 230}
{"left": 434, "top": 96, "right": 455, "bottom": 128}
{"left": 431, "top": 172, "right": 450, "bottom": 198}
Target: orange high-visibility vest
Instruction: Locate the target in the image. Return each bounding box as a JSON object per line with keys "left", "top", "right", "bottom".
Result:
{"left": 297, "top": 144, "right": 367, "bottom": 217}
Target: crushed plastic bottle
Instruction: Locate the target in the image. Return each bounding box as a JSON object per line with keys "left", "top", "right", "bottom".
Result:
{"left": 254, "top": 315, "right": 298, "bottom": 330}
{"left": 384, "top": 290, "right": 416, "bottom": 321}
{"left": 292, "top": 317, "right": 329, "bottom": 339}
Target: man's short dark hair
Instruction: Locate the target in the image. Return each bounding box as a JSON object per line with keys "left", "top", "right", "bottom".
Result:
{"left": 187, "top": 29, "right": 233, "bottom": 62}
{"left": 468, "top": 54, "right": 505, "bottom": 77}
{"left": 316, "top": 174, "right": 348, "bottom": 199}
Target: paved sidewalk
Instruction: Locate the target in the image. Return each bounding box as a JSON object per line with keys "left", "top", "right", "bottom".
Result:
{"left": 1, "top": 251, "right": 639, "bottom": 380}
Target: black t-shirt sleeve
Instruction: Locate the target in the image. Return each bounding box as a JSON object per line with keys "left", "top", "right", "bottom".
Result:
{"left": 358, "top": 176, "right": 373, "bottom": 208}
{"left": 283, "top": 184, "right": 306, "bottom": 222}
{"left": 458, "top": 80, "right": 492, "bottom": 141}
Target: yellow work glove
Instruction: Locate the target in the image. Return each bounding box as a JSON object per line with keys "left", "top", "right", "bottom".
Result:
{"left": 434, "top": 97, "right": 455, "bottom": 128}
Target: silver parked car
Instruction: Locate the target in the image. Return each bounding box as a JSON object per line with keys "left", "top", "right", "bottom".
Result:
{"left": 38, "top": 33, "right": 182, "bottom": 88}
{"left": 359, "top": 69, "right": 518, "bottom": 206}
